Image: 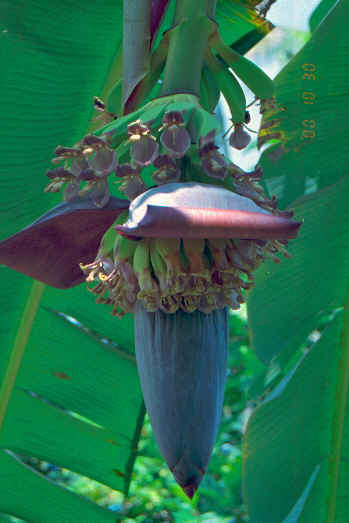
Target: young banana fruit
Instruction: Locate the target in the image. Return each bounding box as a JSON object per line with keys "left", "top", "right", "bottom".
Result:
{"left": 205, "top": 46, "right": 246, "bottom": 125}
{"left": 210, "top": 33, "right": 275, "bottom": 101}
{"left": 200, "top": 64, "right": 221, "bottom": 113}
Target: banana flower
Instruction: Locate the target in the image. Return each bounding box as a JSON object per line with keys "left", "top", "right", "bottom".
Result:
{"left": 0, "top": 182, "right": 300, "bottom": 497}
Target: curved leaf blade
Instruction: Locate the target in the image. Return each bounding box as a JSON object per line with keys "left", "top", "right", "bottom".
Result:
{"left": 243, "top": 311, "right": 349, "bottom": 523}
{"left": 248, "top": 175, "right": 349, "bottom": 365}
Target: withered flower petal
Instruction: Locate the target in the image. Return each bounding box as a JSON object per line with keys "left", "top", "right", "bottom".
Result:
{"left": 160, "top": 126, "right": 191, "bottom": 158}
{"left": 152, "top": 154, "right": 181, "bottom": 185}
{"left": 78, "top": 168, "right": 97, "bottom": 181}
{"left": 46, "top": 167, "right": 74, "bottom": 180}
{"left": 201, "top": 153, "right": 228, "bottom": 179}
{"left": 89, "top": 149, "right": 118, "bottom": 175}
{"left": 131, "top": 135, "right": 159, "bottom": 166}
{"left": 161, "top": 110, "right": 185, "bottom": 127}
{"left": 0, "top": 195, "right": 129, "bottom": 288}
{"left": 82, "top": 134, "right": 107, "bottom": 149}
{"left": 115, "top": 163, "right": 140, "bottom": 178}
{"left": 229, "top": 124, "right": 251, "bottom": 150}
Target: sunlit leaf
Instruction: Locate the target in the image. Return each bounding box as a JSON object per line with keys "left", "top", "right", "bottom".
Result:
{"left": 244, "top": 312, "right": 349, "bottom": 522}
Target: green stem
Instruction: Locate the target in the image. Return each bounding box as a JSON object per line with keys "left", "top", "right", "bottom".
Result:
{"left": 122, "top": 0, "right": 151, "bottom": 107}
{"left": 161, "top": 0, "right": 216, "bottom": 96}
{"left": 124, "top": 400, "right": 146, "bottom": 497}
{"left": 0, "top": 281, "right": 44, "bottom": 430}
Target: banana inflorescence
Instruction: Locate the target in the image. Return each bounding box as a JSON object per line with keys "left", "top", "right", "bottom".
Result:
{"left": 44, "top": 8, "right": 285, "bottom": 319}
{"left": 80, "top": 229, "right": 288, "bottom": 317}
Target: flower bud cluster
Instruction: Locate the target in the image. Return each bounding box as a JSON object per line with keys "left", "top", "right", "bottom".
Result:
{"left": 45, "top": 134, "right": 117, "bottom": 207}
{"left": 44, "top": 100, "right": 281, "bottom": 211}
{"left": 80, "top": 232, "right": 290, "bottom": 317}
{"left": 44, "top": 109, "right": 193, "bottom": 205}
{"left": 43, "top": 94, "right": 297, "bottom": 318}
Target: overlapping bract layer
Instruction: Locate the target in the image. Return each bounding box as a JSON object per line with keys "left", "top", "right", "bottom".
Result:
{"left": 134, "top": 302, "right": 229, "bottom": 497}
{"left": 80, "top": 183, "right": 300, "bottom": 317}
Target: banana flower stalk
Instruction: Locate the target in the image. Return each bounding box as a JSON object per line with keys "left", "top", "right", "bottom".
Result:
{"left": 0, "top": 182, "right": 300, "bottom": 498}
{"left": 114, "top": 182, "right": 300, "bottom": 496}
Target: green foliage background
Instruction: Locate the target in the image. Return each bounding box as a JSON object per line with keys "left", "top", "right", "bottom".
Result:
{"left": 1, "top": 0, "right": 349, "bottom": 522}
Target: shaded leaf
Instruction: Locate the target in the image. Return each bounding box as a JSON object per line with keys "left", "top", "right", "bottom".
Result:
{"left": 244, "top": 313, "right": 349, "bottom": 523}
{"left": 0, "top": 450, "right": 117, "bottom": 522}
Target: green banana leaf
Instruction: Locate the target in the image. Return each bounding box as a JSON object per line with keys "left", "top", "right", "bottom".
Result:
{"left": 244, "top": 1, "right": 349, "bottom": 520}
{"left": 0, "top": 0, "right": 271, "bottom": 519}
{"left": 309, "top": 0, "right": 339, "bottom": 32}
{"left": 257, "top": 0, "right": 348, "bottom": 209}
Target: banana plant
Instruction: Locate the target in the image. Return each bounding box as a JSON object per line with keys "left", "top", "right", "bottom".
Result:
{"left": 0, "top": 0, "right": 302, "bottom": 520}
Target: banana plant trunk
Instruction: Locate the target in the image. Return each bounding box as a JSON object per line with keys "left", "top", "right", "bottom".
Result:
{"left": 134, "top": 302, "right": 228, "bottom": 497}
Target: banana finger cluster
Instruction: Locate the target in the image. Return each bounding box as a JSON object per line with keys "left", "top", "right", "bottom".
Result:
{"left": 80, "top": 229, "right": 290, "bottom": 317}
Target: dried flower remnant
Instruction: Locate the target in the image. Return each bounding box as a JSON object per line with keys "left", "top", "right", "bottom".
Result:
{"left": 92, "top": 96, "right": 117, "bottom": 125}
{"left": 160, "top": 110, "right": 191, "bottom": 158}
{"left": 128, "top": 119, "right": 159, "bottom": 166}
{"left": 44, "top": 133, "right": 118, "bottom": 207}
{"left": 152, "top": 154, "right": 181, "bottom": 185}
{"left": 80, "top": 232, "right": 139, "bottom": 317}
{"left": 198, "top": 130, "right": 228, "bottom": 179}
{"left": 229, "top": 122, "right": 251, "bottom": 150}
